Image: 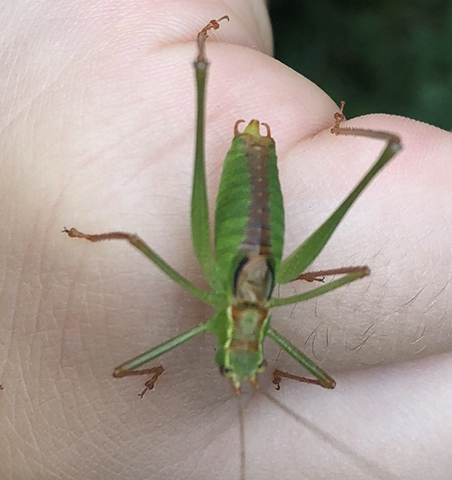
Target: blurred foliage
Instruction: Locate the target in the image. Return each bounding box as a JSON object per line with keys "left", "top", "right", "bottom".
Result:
{"left": 269, "top": 0, "right": 452, "bottom": 130}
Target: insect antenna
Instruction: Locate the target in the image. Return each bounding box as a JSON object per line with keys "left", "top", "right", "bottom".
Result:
{"left": 237, "top": 394, "right": 247, "bottom": 480}
{"left": 257, "top": 388, "right": 393, "bottom": 480}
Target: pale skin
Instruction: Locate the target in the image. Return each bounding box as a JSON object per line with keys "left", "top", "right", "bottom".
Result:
{"left": 1, "top": 1, "right": 452, "bottom": 479}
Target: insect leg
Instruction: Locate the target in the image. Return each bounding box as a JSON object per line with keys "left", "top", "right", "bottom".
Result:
{"left": 277, "top": 106, "right": 401, "bottom": 285}
{"left": 111, "top": 365, "right": 165, "bottom": 398}
{"left": 292, "top": 266, "right": 370, "bottom": 283}
{"left": 269, "top": 267, "right": 369, "bottom": 308}
{"left": 272, "top": 369, "right": 329, "bottom": 391}
{"left": 112, "top": 322, "right": 210, "bottom": 393}
{"left": 63, "top": 228, "right": 213, "bottom": 305}
{"left": 268, "top": 327, "right": 336, "bottom": 389}
{"left": 191, "top": 16, "right": 229, "bottom": 286}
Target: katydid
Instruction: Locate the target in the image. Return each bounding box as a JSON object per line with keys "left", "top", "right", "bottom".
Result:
{"left": 63, "top": 16, "right": 401, "bottom": 397}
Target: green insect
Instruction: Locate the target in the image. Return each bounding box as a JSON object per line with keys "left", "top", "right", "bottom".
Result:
{"left": 64, "top": 16, "right": 401, "bottom": 398}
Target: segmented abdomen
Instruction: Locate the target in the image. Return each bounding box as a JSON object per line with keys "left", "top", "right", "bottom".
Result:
{"left": 241, "top": 143, "right": 272, "bottom": 256}
{"left": 214, "top": 125, "right": 285, "bottom": 286}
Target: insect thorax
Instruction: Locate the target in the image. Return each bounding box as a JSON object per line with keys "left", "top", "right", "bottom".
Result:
{"left": 213, "top": 254, "right": 272, "bottom": 390}
{"left": 233, "top": 254, "right": 274, "bottom": 305}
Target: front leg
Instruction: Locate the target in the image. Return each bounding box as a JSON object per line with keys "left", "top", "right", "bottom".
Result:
{"left": 112, "top": 366, "right": 165, "bottom": 398}
{"left": 272, "top": 368, "right": 328, "bottom": 391}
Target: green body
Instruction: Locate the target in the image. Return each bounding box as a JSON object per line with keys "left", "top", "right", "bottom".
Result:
{"left": 214, "top": 121, "right": 284, "bottom": 289}
{"left": 210, "top": 120, "right": 283, "bottom": 389}
{"left": 66, "top": 18, "right": 402, "bottom": 395}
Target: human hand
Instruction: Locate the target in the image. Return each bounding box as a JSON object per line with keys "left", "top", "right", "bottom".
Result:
{"left": 1, "top": 1, "right": 452, "bottom": 479}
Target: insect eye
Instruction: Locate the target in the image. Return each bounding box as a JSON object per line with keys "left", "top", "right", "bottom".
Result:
{"left": 257, "top": 360, "right": 267, "bottom": 372}
{"left": 220, "top": 365, "right": 232, "bottom": 375}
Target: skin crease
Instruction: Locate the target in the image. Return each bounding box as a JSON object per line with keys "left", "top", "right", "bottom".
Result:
{"left": 1, "top": 0, "right": 452, "bottom": 479}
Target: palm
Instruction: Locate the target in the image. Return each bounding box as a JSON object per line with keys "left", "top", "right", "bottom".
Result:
{"left": 1, "top": 2, "right": 452, "bottom": 480}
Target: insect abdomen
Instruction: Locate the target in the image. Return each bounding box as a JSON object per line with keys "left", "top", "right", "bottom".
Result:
{"left": 214, "top": 120, "right": 285, "bottom": 287}
{"left": 242, "top": 143, "right": 272, "bottom": 256}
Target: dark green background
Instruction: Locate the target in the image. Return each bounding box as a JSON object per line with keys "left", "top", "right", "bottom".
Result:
{"left": 269, "top": 0, "right": 452, "bottom": 130}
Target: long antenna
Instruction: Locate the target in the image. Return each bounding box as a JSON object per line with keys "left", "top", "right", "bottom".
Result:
{"left": 259, "top": 389, "right": 393, "bottom": 480}
{"left": 237, "top": 394, "right": 246, "bottom": 480}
